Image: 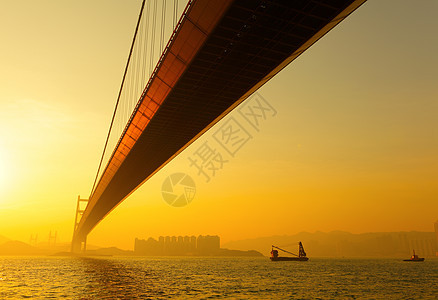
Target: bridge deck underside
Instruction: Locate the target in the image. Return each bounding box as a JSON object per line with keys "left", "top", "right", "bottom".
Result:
{"left": 75, "top": 0, "right": 364, "bottom": 240}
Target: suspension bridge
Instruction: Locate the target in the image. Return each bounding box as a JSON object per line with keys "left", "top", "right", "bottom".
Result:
{"left": 72, "top": 0, "right": 366, "bottom": 252}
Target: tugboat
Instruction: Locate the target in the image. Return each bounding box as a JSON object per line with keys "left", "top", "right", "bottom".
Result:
{"left": 270, "top": 242, "right": 309, "bottom": 261}
{"left": 403, "top": 250, "right": 425, "bottom": 262}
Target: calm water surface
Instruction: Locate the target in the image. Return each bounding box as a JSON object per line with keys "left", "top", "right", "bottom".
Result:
{"left": 0, "top": 257, "right": 437, "bottom": 299}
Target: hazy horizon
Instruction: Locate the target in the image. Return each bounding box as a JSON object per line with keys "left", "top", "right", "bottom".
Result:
{"left": 1, "top": 229, "right": 436, "bottom": 253}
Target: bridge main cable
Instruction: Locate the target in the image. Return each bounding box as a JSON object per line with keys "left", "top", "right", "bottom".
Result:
{"left": 89, "top": 0, "right": 147, "bottom": 197}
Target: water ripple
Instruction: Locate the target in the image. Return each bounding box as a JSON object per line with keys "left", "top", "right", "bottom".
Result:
{"left": 0, "top": 257, "right": 437, "bottom": 299}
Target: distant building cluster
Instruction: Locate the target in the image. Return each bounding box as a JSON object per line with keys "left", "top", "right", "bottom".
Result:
{"left": 134, "top": 235, "right": 220, "bottom": 256}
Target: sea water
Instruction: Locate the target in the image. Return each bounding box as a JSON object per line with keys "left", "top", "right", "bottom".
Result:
{"left": 0, "top": 257, "right": 437, "bottom": 299}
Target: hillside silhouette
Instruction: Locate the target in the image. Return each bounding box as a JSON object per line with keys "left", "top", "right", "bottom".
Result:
{"left": 0, "top": 240, "right": 46, "bottom": 255}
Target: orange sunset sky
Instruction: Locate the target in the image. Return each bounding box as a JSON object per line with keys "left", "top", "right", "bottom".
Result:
{"left": 0, "top": 0, "right": 437, "bottom": 250}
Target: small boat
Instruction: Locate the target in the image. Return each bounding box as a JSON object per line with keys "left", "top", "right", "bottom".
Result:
{"left": 270, "top": 242, "right": 309, "bottom": 261}
{"left": 403, "top": 250, "right": 424, "bottom": 262}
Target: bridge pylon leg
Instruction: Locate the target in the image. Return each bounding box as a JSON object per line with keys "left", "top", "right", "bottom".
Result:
{"left": 71, "top": 195, "right": 89, "bottom": 254}
{"left": 71, "top": 236, "right": 87, "bottom": 253}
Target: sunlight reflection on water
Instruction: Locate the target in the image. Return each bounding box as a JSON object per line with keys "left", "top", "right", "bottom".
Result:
{"left": 0, "top": 257, "right": 437, "bottom": 299}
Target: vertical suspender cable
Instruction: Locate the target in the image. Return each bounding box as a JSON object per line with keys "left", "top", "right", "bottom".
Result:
{"left": 173, "top": 0, "right": 177, "bottom": 29}
{"left": 150, "top": 0, "right": 157, "bottom": 75}
{"left": 142, "top": 1, "right": 151, "bottom": 85}
{"left": 160, "top": 0, "right": 166, "bottom": 53}
{"left": 90, "top": 0, "right": 146, "bottom": 198}
{"left": 141, "top": 0, "right": 151, "bottom": 90}
{"left": 133, "top": 11, "right": 143, "bottom": 109}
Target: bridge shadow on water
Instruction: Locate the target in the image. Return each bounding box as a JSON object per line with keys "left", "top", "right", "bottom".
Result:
{"left": 75, "top": 256, "right": 241, "bottom": 299}
{"left": 78, "top": 257, "right": 160, "bottom": 299}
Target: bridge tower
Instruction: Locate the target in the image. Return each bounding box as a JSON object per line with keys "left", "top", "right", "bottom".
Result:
{"left": 71, "top": 195, "right": 89, "bottom": 253}
{"left": 48, "top": 231, "right": 57, "bottom": 248}
{"left": 29, "top": 234, "right": 38, "bottom": 247}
